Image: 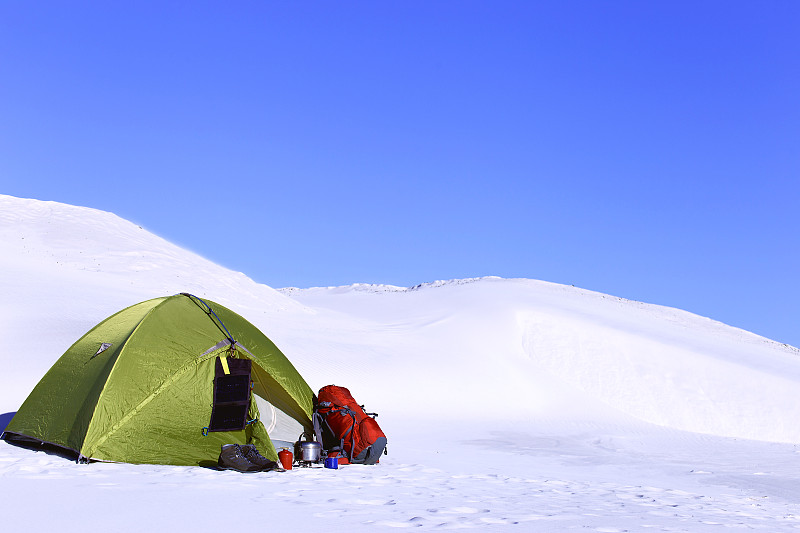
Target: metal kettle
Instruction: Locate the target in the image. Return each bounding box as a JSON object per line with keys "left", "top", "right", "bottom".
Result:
{"left": 296, "top": 440, "right": 322, "bottom": 463}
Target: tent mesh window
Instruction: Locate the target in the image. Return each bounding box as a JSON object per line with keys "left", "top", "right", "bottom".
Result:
{"left": 208, "top": 357, "right": 252, "bottom": 432}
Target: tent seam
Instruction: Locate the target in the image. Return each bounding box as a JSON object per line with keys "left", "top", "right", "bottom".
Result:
{"left": 81, "top": 297, "right": 171, "bottom": 457}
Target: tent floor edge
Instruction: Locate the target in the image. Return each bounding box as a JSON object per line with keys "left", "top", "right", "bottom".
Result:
{"left": 1, "top": 431, "right": 88, "bottom": 463}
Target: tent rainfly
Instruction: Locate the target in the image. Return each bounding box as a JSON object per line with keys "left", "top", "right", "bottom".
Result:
{"left": 2, "top": 293, "right": 314, "bottom": 466}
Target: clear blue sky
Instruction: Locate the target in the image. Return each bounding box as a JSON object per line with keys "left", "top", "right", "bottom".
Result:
{"left": 1, "top": 2, "right": 798, "bottom": 347}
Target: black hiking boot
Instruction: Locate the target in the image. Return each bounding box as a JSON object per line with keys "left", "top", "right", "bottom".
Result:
{"left": 240, "top": 444, "right": 282, "bottom": 471}
{"left": 218, "top": 444, "right": 262, "bottom": 473}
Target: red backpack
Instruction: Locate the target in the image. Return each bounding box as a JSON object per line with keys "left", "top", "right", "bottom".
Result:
{"left": 314, "top": 385, "right": 387, "bottom": 465}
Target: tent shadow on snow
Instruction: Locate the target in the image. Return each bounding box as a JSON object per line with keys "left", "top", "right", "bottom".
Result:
{"left": 1, "top": 293, "right": 315, "bottom": 466}
{"left": 0, "top": 412, "right": 15, "bottom": 434}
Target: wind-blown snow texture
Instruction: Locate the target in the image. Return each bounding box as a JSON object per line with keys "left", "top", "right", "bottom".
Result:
{"left": 1, "top": 193, "right": 799, "bottom": 531}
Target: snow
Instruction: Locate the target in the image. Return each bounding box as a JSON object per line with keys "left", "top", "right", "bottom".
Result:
{"left": 2, "top": 193, "right": 800, "bottom": 531}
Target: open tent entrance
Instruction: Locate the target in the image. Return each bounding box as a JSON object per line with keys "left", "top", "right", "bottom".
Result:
{"left": 254, "top": 395, "right": 304, "bottom": 446}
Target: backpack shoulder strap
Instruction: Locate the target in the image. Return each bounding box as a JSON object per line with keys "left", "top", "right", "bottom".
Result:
{"left": 312, "top": 411, "right": 325, "bottom": 447}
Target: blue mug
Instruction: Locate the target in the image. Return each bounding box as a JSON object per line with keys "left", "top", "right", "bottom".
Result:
{"left": 324, "top": 457, "right": 338, "bottom": 469}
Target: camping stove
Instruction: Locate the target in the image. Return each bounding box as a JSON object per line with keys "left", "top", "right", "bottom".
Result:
{"left": 294, "top": 440, "right": 323, "bottom": 467}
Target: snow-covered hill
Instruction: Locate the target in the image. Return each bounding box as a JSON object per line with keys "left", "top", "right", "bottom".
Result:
{"left": 2, "top": 194, "right": 800, "bottom": 532}
{"left": 0, "top": 194, "right": 310, "bottom": 408}
{"left": 282, "top": 277, "right": 800, "bottom": 443}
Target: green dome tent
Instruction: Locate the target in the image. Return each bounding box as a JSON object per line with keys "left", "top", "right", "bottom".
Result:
{"left": 2, "top": 293, "right": 314, "bottom": 466}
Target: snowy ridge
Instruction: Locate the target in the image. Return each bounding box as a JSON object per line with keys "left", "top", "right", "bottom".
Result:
{"left": 0, "top": 194, "right": 300, "bottom": 310}
{"left": 280, "top": 276, "right": 499, "bottom": 294}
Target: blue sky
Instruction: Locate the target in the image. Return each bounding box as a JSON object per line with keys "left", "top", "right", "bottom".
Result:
{"left": 1, "top": 2, "right": 798, "bottom": 347}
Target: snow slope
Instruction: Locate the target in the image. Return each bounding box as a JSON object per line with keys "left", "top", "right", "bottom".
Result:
{"left": 0, "top": 194, "right": 307, "bottom": 410}
{"left": 2, "top": 194, "right": 800, "bottom": 532}
{"left": 282, "top": 278, "right": 800, "bottom": 443}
